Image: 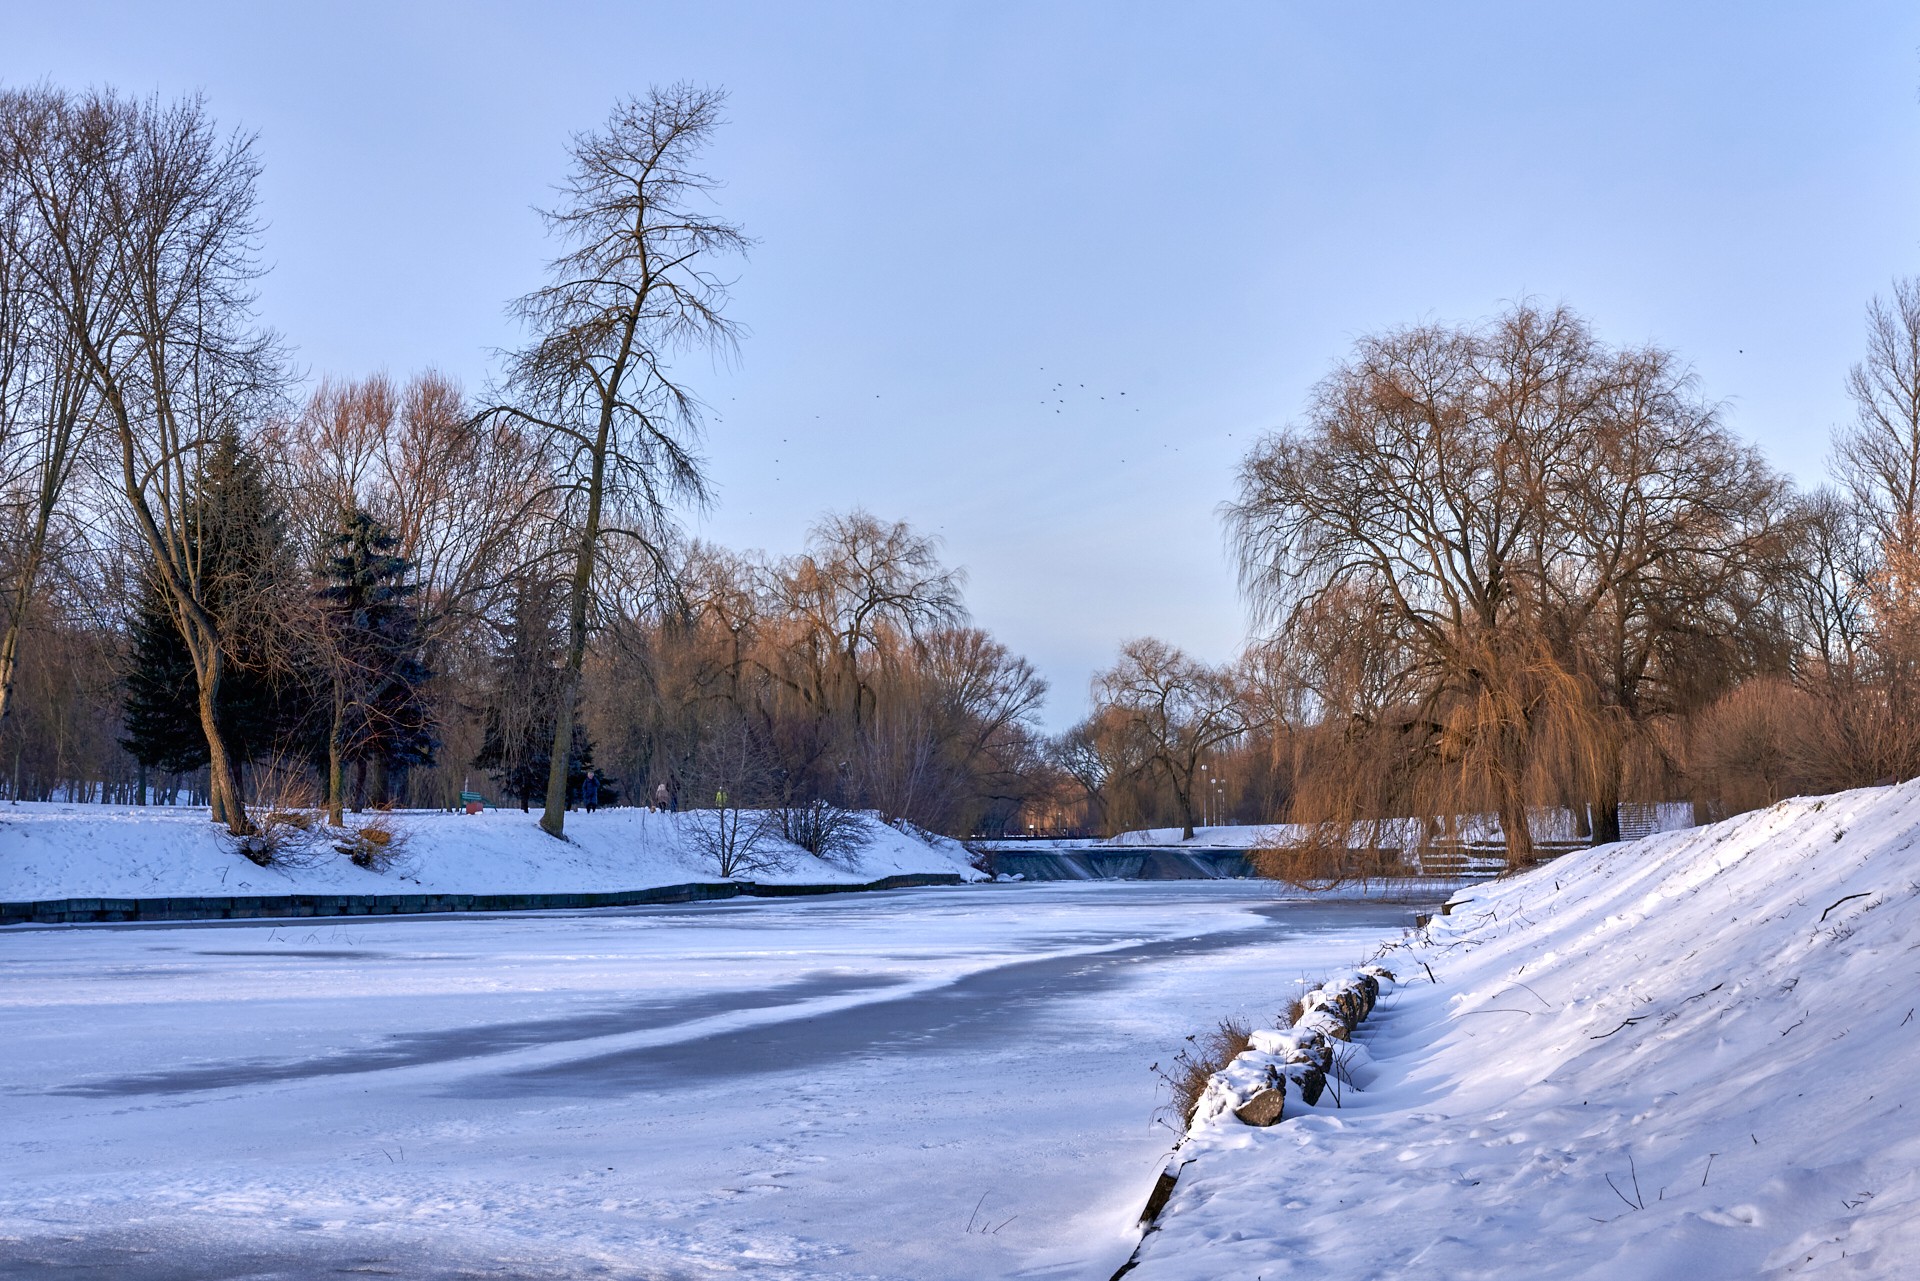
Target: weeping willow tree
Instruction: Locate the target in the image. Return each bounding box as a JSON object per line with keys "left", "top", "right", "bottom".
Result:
{"left": 1229, "top": 304, "right": 1785, "bottom": 870}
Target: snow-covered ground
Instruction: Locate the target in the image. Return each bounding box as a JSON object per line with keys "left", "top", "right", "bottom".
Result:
{"left": 1127, "top": 782, "right": 1920, "bottom": 1280}
{"left": 0, "top": 802, "right": 978, "bottom": 902}
{"left": 0, "top": 881, "right": 1414, "bottom": 1279}
{"left": 1097, "top": 802, "right": 1696, "bottom": 849}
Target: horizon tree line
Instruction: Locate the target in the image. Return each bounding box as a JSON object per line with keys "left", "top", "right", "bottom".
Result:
{"left": 4, "top": 81, "right": 1919, "bottom": 859}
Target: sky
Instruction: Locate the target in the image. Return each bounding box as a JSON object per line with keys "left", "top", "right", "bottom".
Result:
{"left": 6, "top": 2, "right": 1919, "bottom": 727}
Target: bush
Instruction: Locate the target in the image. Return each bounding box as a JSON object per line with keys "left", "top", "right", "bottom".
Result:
{"left": 230, "top": 774, "right": 326, "bottom": 867}
{"left": 777, "top": 798, "right": 868, "bottom": 866}
{"left": 334, "top": 810, "right": 412, "bottom": 873}
{"left": 1153, "top": 1016, "right": 1253, "bottom": 1131}
{"left": 686, "top": 806, "right": 789, "bottom": 878}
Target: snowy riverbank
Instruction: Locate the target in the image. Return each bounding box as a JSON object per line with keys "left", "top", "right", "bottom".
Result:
{"left": 1125, "top": 781, "right": 1920, "bottom": 1279}
{"left": 0, "top": 802, "right": 980, "bottom": 903}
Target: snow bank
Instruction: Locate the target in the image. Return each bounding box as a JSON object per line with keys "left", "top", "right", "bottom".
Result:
{"left": 1125, "top": 782, "right": 1920, "bottom": 1279}
{"left": 0, "top": 802, "right": 980, "bottom": 902}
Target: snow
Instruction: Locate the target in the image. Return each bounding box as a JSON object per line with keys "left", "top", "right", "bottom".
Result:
{"left": 1097, "top": 803, "right": 1696, "bottom": 849}
{"left": 0, "top": 881, "right": 1412, "bottom": 1278}
{"left": 1126, "top": 782, "right": 1920, "bottom": 1280}
{"left": 0, "top": 802, "right": 980, "bottom": 902}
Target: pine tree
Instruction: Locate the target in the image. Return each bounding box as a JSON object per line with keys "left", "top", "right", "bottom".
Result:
{"left": 315, "top": 509, "right": 435, "bottom": 820}
{"left": 121, "top": 570, "right": 211, "bottom": 778}
{"left": 119, "top": 431, "right": 294, "bottom": 795}
{"left": 473, "top": 576, "right": 598, "bottom": 811}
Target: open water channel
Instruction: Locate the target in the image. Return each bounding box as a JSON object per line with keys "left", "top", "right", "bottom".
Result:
{"left": 0, "top": 881, "right": 1420, "bottom": 1280}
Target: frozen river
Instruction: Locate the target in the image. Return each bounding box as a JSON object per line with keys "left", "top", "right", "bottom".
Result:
{"left": 0, "top": 882, "right": 1416, "bottom": 1280}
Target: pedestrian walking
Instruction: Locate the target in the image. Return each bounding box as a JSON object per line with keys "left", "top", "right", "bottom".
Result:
{"left": 582, "top": 769, "right": 600, "bottom": 814}
{"left": 655, "top": 781, "right": 670, "bottom": 812}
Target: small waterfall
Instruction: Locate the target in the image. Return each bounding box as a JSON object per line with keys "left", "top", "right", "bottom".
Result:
{"left": 989, "top": 849, "right": 1254, "bottom": 881}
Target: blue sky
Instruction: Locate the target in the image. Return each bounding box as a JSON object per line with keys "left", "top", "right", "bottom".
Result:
{"left": 7, "top": 2, "right": 1919, "bottom": 726}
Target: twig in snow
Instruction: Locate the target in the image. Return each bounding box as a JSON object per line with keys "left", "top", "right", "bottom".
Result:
{"left": 965, "top": 1191, "right": 987, "bottom": 1233}
{"left": 1591, "top": 1016, "right": 1645, "bottom": 1040}
{"left": 1606, "top": 1168, "right": 1644, "bottom": 1212}
{"left": 1820, "top": 892, "right": 1871, "bottom": 922}
{"left": 1903, "top": 1008, "right": 1913, "bottom": 1026}
{"left": 1781, "top": 1015, "right": 1806, "bottom": 1037}
{"left": 1499, "top": 982, "right": 1555, "bottom": 1009}
{"left": 1422, "top": 961, "right": 1437, "bottom": 984}
{"left": 1702, "top": 1153, "right": 1717, "bottom": 1186}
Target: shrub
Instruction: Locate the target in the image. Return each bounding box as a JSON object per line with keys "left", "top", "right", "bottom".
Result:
{"left": 1154, "top": 1016, "right": 1253, "bottom": 1131}
{"left": 230, "top": 774, "right": 325, "bottom": 867}
{"left": 777, "top": 798, "right": 868, "bottom": 866}
{"left": 687, "top": 806, "right": 789, "bottom": 878}
{"left": 335, "top": 810, "right": 412, "bottom": 873}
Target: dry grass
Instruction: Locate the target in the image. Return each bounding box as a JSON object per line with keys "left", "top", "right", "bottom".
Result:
{"left": 334, "top": 809, "right": 412, "bottom": 873}
{"left": 1154, "top": 1016, "right": 1253, "bottom": 1131}
{"left": 231, "top": 772, "right": 325, "bottom": 867}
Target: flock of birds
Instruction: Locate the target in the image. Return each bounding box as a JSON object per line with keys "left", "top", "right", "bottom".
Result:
{"left": 728, "top": 364, "right": 1229, "bottom": 481}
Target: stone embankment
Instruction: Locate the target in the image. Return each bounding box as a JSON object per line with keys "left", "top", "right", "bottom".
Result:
{"left": 1116, "top": 964, "right": 1396, "bottom": 1277}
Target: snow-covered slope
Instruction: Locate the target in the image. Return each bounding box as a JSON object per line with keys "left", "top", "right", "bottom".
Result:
{"left": 0, "top": 803, "right": 979, "bottom": 902}
{"left": 1128, "top": 782, "right": 1920, "bottom": 1280}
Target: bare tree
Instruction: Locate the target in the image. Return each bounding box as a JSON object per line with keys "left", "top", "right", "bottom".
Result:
{"left": 1092, "top": 638, "right": 1248, "bottom": 840}
{"left": 1230, "top": 306, "right": 1611, "bottom": 864}
{"left": 3, "top": 88, "right": 280, "bottom": 832}
{"left": 495, "top": 85, "right": 747, "bottom": 838}
{"left": 1837, "top": 278, "right": 1920, "bottom": 559}
{"left": 778, "top": 510, "right": 967, "bottom": 732}
{"left": 0, "top": 95, "right": 96, "bottom": 733}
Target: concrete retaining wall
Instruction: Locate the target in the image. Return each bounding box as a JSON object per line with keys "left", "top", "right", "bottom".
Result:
{"left": 0, "top": 872, "right": 966, "bottom": 927}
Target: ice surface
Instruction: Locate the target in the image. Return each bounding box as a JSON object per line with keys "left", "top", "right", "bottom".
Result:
{"left": 0, "top": 881, "right": 1411, "bottom": 1279}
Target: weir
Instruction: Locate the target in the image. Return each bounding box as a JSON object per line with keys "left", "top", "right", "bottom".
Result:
{"left": 987, "top": 847, "right": 1254, "bottom": 881}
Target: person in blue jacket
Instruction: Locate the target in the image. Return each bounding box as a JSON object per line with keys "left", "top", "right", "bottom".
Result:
{"left": 582, "top": 769, "right": 601, "bottom": 814}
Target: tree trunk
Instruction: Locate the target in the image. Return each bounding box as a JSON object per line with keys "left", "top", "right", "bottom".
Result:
{"left": 187, "top": 640, "right": 247, "bottom": 834}
{"left": 542, "top": 426, "right": 613, "bottom": 838}
{"left": 1589, "top": 737, "right": 1623, "bottom": 846}
{"left": 327, "top": 687, "right": 346, "bottom": 826}
{"left": 1498, "top": 787, "right": 1535, "bottom": 870}
{"left": 1590, "top": 801, "right": 1622, "bottom": 846}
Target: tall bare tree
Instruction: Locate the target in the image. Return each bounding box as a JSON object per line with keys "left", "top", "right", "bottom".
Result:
{"left": 3, "top": 88, "right": 280, "bottom": 832}
{"left": 1837, "top": 278, "right": 1920, "bottom": 561}
{"left": 0, "top": 96, "right": 96, "bottom": 734}
{"left": 496, "top": 85, "right": 747, "bottom": 838}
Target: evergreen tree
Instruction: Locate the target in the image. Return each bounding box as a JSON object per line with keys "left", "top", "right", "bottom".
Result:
{"left": 473, "top": 576, "right": 602, "bottom": 810}
{"left": 121, "top": 570, "right": 211, "bottom": 778}
{"left": 119, "top": 431, "right": 295, "bottom": 792}
{"left": 314, "top": 509, "right": 435, "bottom": 819}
